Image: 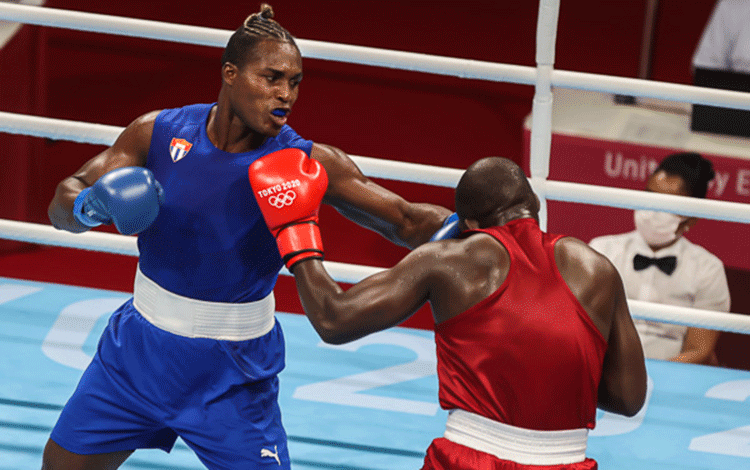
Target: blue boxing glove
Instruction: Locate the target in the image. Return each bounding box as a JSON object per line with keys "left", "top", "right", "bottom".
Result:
{"left": 429, "top": 212, "right": 461, "bottom": 241}
{"left": 73, "top": 167, "right": 165, "bottom": 235}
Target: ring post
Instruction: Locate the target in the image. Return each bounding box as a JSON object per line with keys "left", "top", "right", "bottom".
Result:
{"left": 529, "top": 0, "right": 560, "bottom": 231}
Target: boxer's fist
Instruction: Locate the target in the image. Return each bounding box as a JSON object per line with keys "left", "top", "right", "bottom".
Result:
{"left": 73, "top": 167, "right": 165, "bottom": 235}
{"left": 430, "top": 212, "right": 461, "bottom": 241}
{"left": 249, "top": 148, "right": 328, "bottom": 271}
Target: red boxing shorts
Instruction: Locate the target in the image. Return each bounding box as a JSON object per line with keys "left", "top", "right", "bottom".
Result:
{"left": 421, "top": 438, "right": 598, "bottom": 470}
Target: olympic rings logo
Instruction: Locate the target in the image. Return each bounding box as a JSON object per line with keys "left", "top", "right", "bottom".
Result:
{"left": 268, "top": 190, "right": 297, "bottom": 208}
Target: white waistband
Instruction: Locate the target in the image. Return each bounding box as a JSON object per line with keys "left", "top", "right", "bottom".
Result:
{"left": 443, "top": 409, "right": 588, "bottom": 466}
{"left": 132, "top": 267, "right": 276, "bottom": 341}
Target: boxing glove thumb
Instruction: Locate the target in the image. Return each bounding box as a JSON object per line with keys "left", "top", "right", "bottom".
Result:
{"left": 74, "top": 167, "right": 165, "bottom": 235}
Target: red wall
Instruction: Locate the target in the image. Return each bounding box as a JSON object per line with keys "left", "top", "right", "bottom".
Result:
{"left": 5, "top": 0, "right": 746, "bottom": 354}
{"left": 2, "top": 0, "right": 719, "bottom": 223}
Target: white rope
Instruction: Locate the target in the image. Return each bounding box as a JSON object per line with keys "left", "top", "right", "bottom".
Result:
{"left": 0, "top": 110, "right": 468, "bottom": 185}
{"left": 0, "top": 3, "right": 534, "bottom": 84}
{"left": 0, "top": 2, "right": 230, "bottom": 47}
{"left": 0, "top": 219, "right": 138, "bottom": 256}
{"left": 346, "top": 155, "right": 464, "bottom": 188}
{"left": 553, "top": 69, "right": 750, "bottom": 110}
{"left": 0, "top": 111, "right": 120, "bottom": 145}
{"left": 2, "top": 218, "right": 748, "bottom": 334}
{"left": 279, "top": 261, "right": 383, "bottom": 286}
{"left": 3, "top": 3, "right": 750, "bottom": 109}
{"left": 535, "top": 179, "right": 750, "bottom": 224}
{"left": 2, "top": 112, "right": 749, "bottom": 222}
{"left": 629, "top": 300, "right": 750, "bottom": 333}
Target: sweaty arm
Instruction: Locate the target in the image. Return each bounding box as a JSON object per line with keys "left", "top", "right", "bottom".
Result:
{"left": 48, "top": 111, "right": 158, "bottom": 233}
{"left": 596, "top": 259, "right": 648, "bottom": 417}
{"left": 310, "top": 143, "right": 452, "bottom": 249}
{"left": 291, "top": 234, "right": 499, "bottom": 344}
{"left": 556, "top": 237, "right": 647, "bottom": 417}
{"left": 291, "top": 243, "right": 446, "bottom": 344}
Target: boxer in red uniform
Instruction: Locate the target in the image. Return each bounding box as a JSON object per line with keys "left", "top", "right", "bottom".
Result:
{"left": 250, "top": 153, "right": 647, "bottom": 469}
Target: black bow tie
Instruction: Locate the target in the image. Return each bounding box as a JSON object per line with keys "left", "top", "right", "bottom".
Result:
{"left": 633, "top": 254, "right": 677, "bottom": 275}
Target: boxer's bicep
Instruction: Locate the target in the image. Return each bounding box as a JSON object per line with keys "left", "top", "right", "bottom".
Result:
{"left": 73, "top": 111, "right": 157, "bottom": 186}
{"left": 294, "top": 247, "right": 435, "bottom": 344}
{"left": 342, "top": 251, "right": 433, "bottom": 330}
{"left": 49, "top": 111, "right": 157, "bottom": 231}
{"left": 597, "top": 267, "right": 647, "bottom": 417}
{"left": 312, "top": 143, "right": 448, "bottom": 248}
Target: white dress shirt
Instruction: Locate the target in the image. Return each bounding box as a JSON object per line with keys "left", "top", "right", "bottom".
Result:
{"left": 693, "top": 0, "right": 750, "bottom": 73}
{"left": 589, "top": 231, "right": 730, "bottom": 360}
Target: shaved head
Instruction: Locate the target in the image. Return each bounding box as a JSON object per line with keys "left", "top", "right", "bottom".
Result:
{"left": 455, "top": 157, "right": 538, "bottom": 228}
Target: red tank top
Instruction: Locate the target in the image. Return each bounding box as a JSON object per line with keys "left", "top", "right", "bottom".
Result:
{"left": 434, "top": 218, "right": 607, "bottom": 431}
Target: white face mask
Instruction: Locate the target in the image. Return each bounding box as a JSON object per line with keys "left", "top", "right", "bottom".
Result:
{"left": 634, "top": 210, "right": 686, "bottom": 247}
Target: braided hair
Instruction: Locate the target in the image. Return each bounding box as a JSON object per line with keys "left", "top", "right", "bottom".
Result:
{"left": 221, "top": 4, "right": 298, "bottom": 68}
{"left": 655, "top": 152, "right": 715, "bottom": 198}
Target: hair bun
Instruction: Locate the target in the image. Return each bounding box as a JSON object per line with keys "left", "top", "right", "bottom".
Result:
{"left": 259, "top": 3, "right": 275, "bottom": 19}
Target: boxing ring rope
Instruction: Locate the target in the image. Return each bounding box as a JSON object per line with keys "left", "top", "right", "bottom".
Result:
{"left": 2, "top": 3, "right": 750, "bottom": 335}
{"left": 3, "top": 2, "right": 750, "bottom": 110}
{"left": 2, "top": 216, "right": 750, "bottom": 336}
{"left": 3, "top": 111, "right": 750, "bottom": 224}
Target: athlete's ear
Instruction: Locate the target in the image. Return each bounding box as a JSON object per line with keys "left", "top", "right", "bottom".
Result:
{"left": 222, "top": 62, "right": 238, "bottom": 86}
{"left": 462, "top": 218, "right": 479, "bottom": 230}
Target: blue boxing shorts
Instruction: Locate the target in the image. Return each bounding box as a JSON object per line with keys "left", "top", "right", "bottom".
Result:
{"left": 50, "top": 299, "right": 290, "bottom": 469}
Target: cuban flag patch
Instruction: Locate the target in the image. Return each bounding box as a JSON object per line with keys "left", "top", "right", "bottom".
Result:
{"left": 169, "top": 138, "right": 193, "bottom": 163}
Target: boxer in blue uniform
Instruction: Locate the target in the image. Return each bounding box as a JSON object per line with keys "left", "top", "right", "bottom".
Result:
{"left": 43, "top": 5, "right": 451, "bottom": 470}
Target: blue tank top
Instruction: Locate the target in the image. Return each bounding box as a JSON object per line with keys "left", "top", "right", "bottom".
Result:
{"left": 138, "top": 103, "right": 313, "bottom": 302}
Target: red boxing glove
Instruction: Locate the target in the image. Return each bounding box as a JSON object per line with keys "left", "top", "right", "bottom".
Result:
{"left": 249, "top": 148, "right": 328, "bottom": 271}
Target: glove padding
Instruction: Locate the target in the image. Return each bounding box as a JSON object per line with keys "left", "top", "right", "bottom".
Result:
{"left": 73, "top": 167, "right": 165, "bottom": 235}
{"left": 249, "top": 148, "right": 328, "bottom": 271}
{"left": 429, "top": 212, "right": 461, "bottom": 241}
